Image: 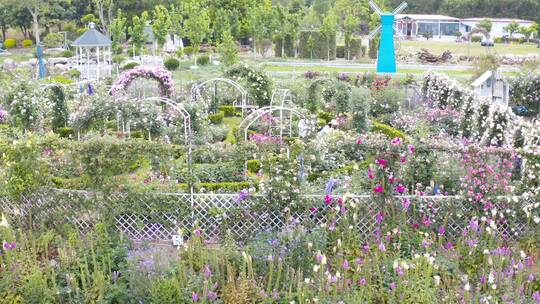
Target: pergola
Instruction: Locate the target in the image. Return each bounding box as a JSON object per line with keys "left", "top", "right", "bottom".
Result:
{"left": 72, "top": 22, "right": 112, "bottom": 80}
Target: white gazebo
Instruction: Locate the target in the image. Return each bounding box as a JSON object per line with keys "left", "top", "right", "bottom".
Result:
{"left": 72, "top": 22, "right": 112, "bottom": 80}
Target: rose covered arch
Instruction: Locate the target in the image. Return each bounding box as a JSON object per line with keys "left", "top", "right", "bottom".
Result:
{"left": 110, "top": 66, "right": 174, "bottom": 97}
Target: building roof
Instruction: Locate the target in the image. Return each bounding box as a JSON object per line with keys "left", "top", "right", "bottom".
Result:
{"left": 396, "top": 14, "right": 460, "bottom": 21}
{"left": 461, "top": 17, "right": 534, "bottom": 24}
{"left": 72, "top": 22, "right": 111, "bottom": 47}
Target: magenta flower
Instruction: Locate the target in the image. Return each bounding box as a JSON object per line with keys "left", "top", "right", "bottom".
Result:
{"left": 337, "top": 197, "right": 344, "bottom": 206}
{"left": 324, "top": 194, "right": 333, "bottom": 205}
{"left": 408, "top": 144, "right": 415, "bottom": 154}
{"left": 194, "top": 228, "right": 202, "bottom": 237}
{"left": 376, "top": 159, "right": 388, "bottom": 168}
{"left": 309, "top": 207, "right": 318, "bottom": 214}
{"left": 3, "top": 242, "right": 16, "bottom": 250}
{"left": 343, "top": 260, "right": 350, "bottom": 270}
{"left": 367, "top": 167, "right": 374, "bottom": 179}
{"left": 390, "top": 137, "right": 402, "bottom": 145}
{"left": 401, "top": 198, "right": 410, "bottom": 210}
{"left": 395, "top": 184, "right": 406, "bottom": 193}
{"left": 422, "top": 217, "right": 432, "bottom": 227}
{"left": 376, "top": 212, "right": 384, "bottom": 225}
{"left": 373, "top": 185, "right": 384, "bottom": 193}
{"left": 390, "top": 282, "right": 397, "bottom": 290}
{"left": 400, "top": 156, "right": 407, "bottom": 163}
{"left": 438, "top": 226, "right": 446, "bottom": 236}
{"left": 356, "top": 137, "right": 363, "bottom": 144}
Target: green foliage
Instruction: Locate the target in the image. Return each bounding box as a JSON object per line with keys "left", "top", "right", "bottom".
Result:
{"left": 247, "top": 159, "right": 261, "bottom": 174}
{"left": 68, "top": 69, "right": 81, "bottom": 79}
{"left": 476, "top": 19, "right": 493, "bottom": 32}
{"left": 129, "top": 11, "right": 149, "bottom": 55}
{"left": 472, "top": 55, "right": 499, "bottom": 78}
{"left": 122, "top": 61, "right": 139, "bottom": 71}
{"left": 3, "top": 38, "right": 16, "bottom": 48}
{"left": 371, "top": 120, "right": 406, "bottom": 139}
{"left": 350, "top": 87, "right": 372, "bottom": 132}
{"left": 51, "top": 75, "right": 73, "bottom": 84}
{"left": 196, "top": 54, "right": 210, "bottom": 66}
{"left": 152, "top": 5, "right": 172, "bottom": 49}
{"left": 164, "top": 57, "right": 180, "bottom": 71}
{"left": 60, "top": 49, "right": 74, "bottom": 57}
{"left": 150, "top": 278, "right": 184, "bottom": 304}
{"left": 112, "top": 54, "right": 126, "bottom": 64}
{"left": 48, "top": 85, "right": 68, "bottom": 129}
{"left": 218, "top": 105, "right": 239, "bottom": 117}
{"left": 208, "top": 111, "right": 224, "bottom": 124}
{"left": 55, "top": 127, "right": 75, "bottom": 138}
{"left": 110, "top": 9, "right": 127, "bottom": 54}
{"left": 218, "top": 30, "right": 239, "bottom": 66}
{"left": 21, "top": 39, "right": 33, "bottom": 48}
{"left": 183, "top": 46, "right": 194, "bottom": 56}
{"left": 298, "top": 30, "right": 336, "bottom": 60}
{"left": 43, "top": 32, "right": 64, "bottom": 48}
{"left": 183, "top": 2, "right": 211, "bottom": 59}
{"left": 225, "top": 65, "right": 272, "bottom": 107}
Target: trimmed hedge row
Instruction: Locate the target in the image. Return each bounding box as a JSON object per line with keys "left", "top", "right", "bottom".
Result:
{"left": 298, "top": 30, "right": 336, "bottom": 60}
{"left": 274, "top": 35, "right": 295, "bottom": 58}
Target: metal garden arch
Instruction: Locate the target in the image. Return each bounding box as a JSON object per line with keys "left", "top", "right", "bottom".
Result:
{"left": 190, "top": 78, "right": 252, "bottom": 116}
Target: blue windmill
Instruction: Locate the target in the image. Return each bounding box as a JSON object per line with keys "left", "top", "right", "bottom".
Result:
{"left": 368, "top": 1, "right": 408, "bottom": 74}
{"left": 36, "top": 44, "right": 47, "bottom": 79}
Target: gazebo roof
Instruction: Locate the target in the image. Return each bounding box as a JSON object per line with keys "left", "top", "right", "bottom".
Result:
{"left": 73, "top": 22, "right": 112, "bottom": 47}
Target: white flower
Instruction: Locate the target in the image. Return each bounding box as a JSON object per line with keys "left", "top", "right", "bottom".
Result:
{"left": 464, "top": 283, "right": 470, "bottom": 291}
{"left": 434, "top": 275, "right": 441, "bottom": 286}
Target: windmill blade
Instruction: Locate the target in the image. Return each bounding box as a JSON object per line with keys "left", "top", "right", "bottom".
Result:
{"left": 393, "top": 2, "right": 408, "bottom": 15}
{"left": 368, "top": 25, "right": 382, "bottom": 40}
{"left": 369, "top": 0, "right": 384, "bottom": 15}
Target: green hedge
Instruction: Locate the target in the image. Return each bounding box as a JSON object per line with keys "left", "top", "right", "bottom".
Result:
{"left": 336, "top": 45, "right": 345, "bottom": 58}
{"left": 371, "top": 120, "right": 406, "bottom": 139}
{"left": 195, "top": 182, "right": 254, "bottom": 192}
{"left": 274, "top": 35, "right": 295, "bottom": 58}
{"left": 247, "top": 159, "right": 261, "bottom": 174}
{"left": 218, "top": 105, "right": 240, "bottom": 117}
{"left": 346, "top": 38, "right": 363, "bottom": 59}
{"left": 208, "top": 112, "right": 224, "bottom": 124}
{"left": 298, "top": 30, "right": 336, "bottom": 60}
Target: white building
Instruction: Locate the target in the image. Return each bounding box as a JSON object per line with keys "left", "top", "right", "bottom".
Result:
{"left": 394, "top": 14, "right": 535, "bottom": 40}
{"left": 461, "top": 18, "right": 535, "bottom": 39}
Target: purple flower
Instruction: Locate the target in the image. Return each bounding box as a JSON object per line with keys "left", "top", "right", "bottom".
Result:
{"left": 359, "top": 277, "right": 367, "bottom": 285}
{"left": 192, "top": 292, "right": 199, "bottom": 302}
{"left": 235, "top": 189, "right": 249, "bottom": 203}
{"left": 203, "top": 266, "right": 212, "bottom": 279}
{"left": 376, "top": 212, "right": 384, "bottom": 225}
{"left": 343, "top": 260, "right": 350, "bottom": 270}
{"left": 396, "top": 266, "right": 404, "bottom": 276}
{"left": 401, "top": 198, "right": 410, "bottom": 210}
{"left": 408, "top": 144, "right": 415, "bottom": 154}
{"left": 378, "top": 242, "right": 386, "bottom": 252}
{"left": 3, "top": 242, "right": 16, "bottom": 251}
{"left": 194, "top": 229, "right": 202, "bottom": 237}
{"left": 438, "top": 226, "right": 446, "bottom": 236}
{"left": 309, "top": 207, "right": 318, "bottom": 214}
{"left": 533, "top": 292, "right": 540, "bottom": 304}
{"left": 395, "top": 184, "right": 406, "bottom": 193}
{"left": 207, "top": 291, "right": 218, "bottom": 301}
{"left": 469, "top": 218, "right": 479, "bottom": 232}
{"left": 390, "top": 282, "right": 397, "bottom": 290}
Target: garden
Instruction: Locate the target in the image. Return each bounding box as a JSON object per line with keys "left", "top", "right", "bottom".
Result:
{"left": 0, "top": 0, "right": 540, "bottom": 303}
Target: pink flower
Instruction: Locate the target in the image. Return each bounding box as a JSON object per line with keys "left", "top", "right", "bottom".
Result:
{"left": 438, "top": 226, "right": 446, "bottom": 236}
{"left": 422, "top": 217, "right": 432, "bottom": 227}
{"left": 309, "top": 207, "right": 318, "bottom": 214}
{"left": 359, "top": 277, "right": 367, "bottom": 285}
{"left": 356, "top": 137, "right": 363, "bottom": 144}
{"left": 324, "top": 194, "right": 333, "bottom": 205}
{"left": 367, "top": 167, "right": 374, "bottom": 179}
{"left": 337, "top": 197, "right": 344, "bottom": 206}
{"left": 378, "top": 242, "right": 386, "bottom": 252}
{"left": 401, "top": 198, "right": 410, "bottom": 210}
{"left": 400, "top": 156, "right": 407, "bottom": 163}
{"left": 390, "top": 137, "right": 402, "bottom": 145}
{"left": 376, "top": 159, "right": 388, "bottom": 168}
{"left": 395, "top": 184, "right": 406, "bottom": 193}
{"left": 343, "top": 260, "right": 350, "bottom": 270}
{"left": 408, "top": 144, "right": 415, "bottom": 154}
{"left": 412, "top": 223, "right": 420, "bottom": 229}
{"left": 373, "top": 185, "right": 384, "bottom": 193}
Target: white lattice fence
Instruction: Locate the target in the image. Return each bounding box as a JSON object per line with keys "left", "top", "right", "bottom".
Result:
{"left": 0, "top": 190, "right": 535, "bottom": 242}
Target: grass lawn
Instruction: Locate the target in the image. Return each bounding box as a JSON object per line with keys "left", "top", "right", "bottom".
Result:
{"left": 399, "top": 40, "right": 540, "bottom": 57}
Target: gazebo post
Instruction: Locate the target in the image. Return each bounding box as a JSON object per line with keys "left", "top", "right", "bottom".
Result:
{"left": 97, "top": 46, "right": 101, "bottom": 79}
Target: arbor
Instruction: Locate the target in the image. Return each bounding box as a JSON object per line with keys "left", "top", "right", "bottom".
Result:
{"left": 109, "top": 9, "right": 127, "bottom": 54}
{"left": 504, "top": 22, "right": 520, "bottom": 38}
{"left": 128, "top": 11, "right": 149, "bottom": 56}
{"left": 476, "top": 19, "right": 492, "bottom": 33}
{"left": 152, "top": 5, "right": 171, "bottom": 50}
{"left": 320, "top": 13, "right": 338, "bottom": 61}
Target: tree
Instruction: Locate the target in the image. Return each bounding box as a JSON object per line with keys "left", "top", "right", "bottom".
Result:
{"left": 152, "top": 5, "right": 171, "bottom": 50}
{"left": 320, "top": 13, "right": 338, "bottom": 61}
{"left": 6, "top": 0, "right": 69, "bottom": 44}
{"left": 183, "top": 2, "right": 211, "bottom": 65}
{"left": 169, "top": 4, "right": 184, "bottom": 38}
{"left": 520, "top": 26, "right": 534, "bottom": 42}
{"left": 476, "top": 19, "right": 492, "bottom": 33}
{"left": 92, "top": 0, "right": 114, "bottom": 36}
{"left": 504, "top": 22, "right": 520, "bottom": 38}
{"left": 0, "top": 4, "right": 15, "bottom": 41}
{"left": 249, "top": 0, "right": 276, "bottom": 56}
{"left": 109, "top": 9, "right": 127, "bottom": 54}
{"left": 343, "top": 13, "right": 359, "bottom": 60}
{"left": 218, "top": 30, "right": 238, "bottom": 66}
{"left": 128, "top": 11, "right": 148, "bottom": 56}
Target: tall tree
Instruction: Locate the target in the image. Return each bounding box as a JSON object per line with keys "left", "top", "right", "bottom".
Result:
{"left": 343, "top": 13, "right": 359, "bottom": 60}
{"left": 504, "top": 21, "right": 520, "bottom": 38}
{"left": 183, "top": 1, "right": 211, "bottom": 65}
{"left": 249, "top": 0, "right": 276, "bottom": 56}
{"left": 109, "top": 8, "right": 127, "bottom": 53}
{"left": 92, "top": 0, "right": 114, "bottom": 36}
{"left": 476, "top": 19, "right": 492, "bottom": 32}
{"left": 128, "top": 11, "right": 149, "bottom": 55}
{"left": 320, "top": 13, "right": 338, "bottom": 61}
{"left": 6, "top": 0, "right": 69, "bottom": 44}
{"left": 0, "top": 4, "right": 14, "bottom": 41}
{"left": 152, "top": 5, "right": 171, "bottom": 50}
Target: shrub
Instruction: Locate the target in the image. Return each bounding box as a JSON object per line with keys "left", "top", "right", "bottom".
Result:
{"left": 350, "top": 87, "right": 373, "bottom": 132}
{"left": 175, "top": 49, "right": 184, "bottom": 58}
{"left": 60, "top": 50, "right": 74, "bottom": 57}
{"left": 208, "top": 111, "right": 224, "bottom": 124}
{"left": 274, "top": 34, "right": 295, "bottom": 58}
{"left": 3, "top": 38, "right": 16, "bottom": 49}
{"left": 218, "top": 105, "right": 238, "bottom": 117}
{"left": 43, "top": 32, "right": 64, "bottom": 48}
{"left": 51, "top": 75, "right": 73, "bottom": 85}
{"left": 55, "top": 127, "right": 75, "bottom": 138}
{"left": 112, "top": 54, "right": 126, "bottom": 64}
{"left": 164, "top": 57, "right": 180, "bottom": 71}
{"left": 22, "top": 39, "right": 33, "bottom": 48}
{"left": 471, "top": 35, "right": 482, "bottom": 43}
{"left": 317, "top": 111, "right": 334, "bottom": 124}
{"left": 371, "top": 120, "right": 406, "bottom": 139}
{"left": 122, "top": 62, "right": 139, "bottom": 71}
{"left": 196, "top": 55, "right": 210, "bottom": 66}
{"left": 195, "top": 182, "right": 253, "bottom": 192}
{"left": 247, "top": 159, "right": 261, "bottom": 174}
{"left": 68, "top": 69, "right": 81, "bottom": 79}
{"left": 336, "top": 45, "right": 345, "bottom": 58}
{"left": 298, "top": 30, "right": 336, "bottom": 60}
{"left": 183, "top": 46, "right": 194, "bottom": 56}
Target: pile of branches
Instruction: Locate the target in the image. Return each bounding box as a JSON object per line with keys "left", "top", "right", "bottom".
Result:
{"left": 418, "top": 49, "right": 452, "bottom": 63}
